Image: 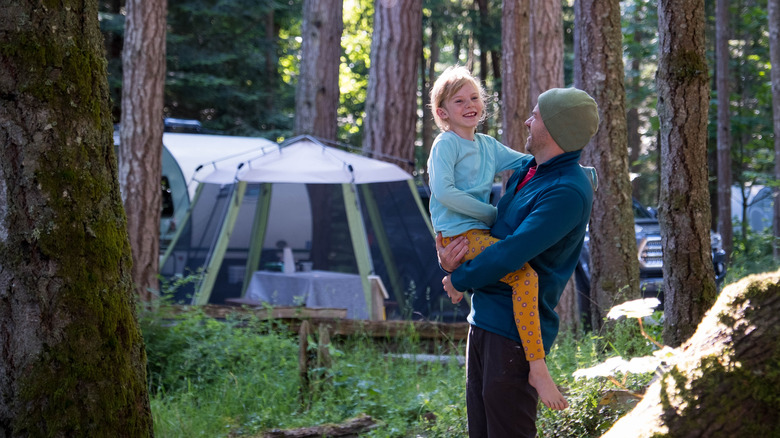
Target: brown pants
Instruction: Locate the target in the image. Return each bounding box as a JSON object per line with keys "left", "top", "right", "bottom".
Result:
{"left": 466, "top": 325, "right": 539, "bottom": 437}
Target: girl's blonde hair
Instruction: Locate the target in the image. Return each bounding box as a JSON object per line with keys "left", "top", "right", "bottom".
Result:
{"left": 429, "top": 66, "right": 487, "bottom": 131}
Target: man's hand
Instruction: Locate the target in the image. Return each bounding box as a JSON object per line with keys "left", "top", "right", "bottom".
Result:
{"left": 436, "top": 232, "right": 467, "bottom": 273}
{"left": 443, "top": 275, "right": 464, "bottom": 304}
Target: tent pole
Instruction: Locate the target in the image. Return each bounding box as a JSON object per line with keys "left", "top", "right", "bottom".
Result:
{"left": 193, "top": 180, "right": 248, "bottom": 305}
{"left": 342, "top": 183, "right": 373, "bottom": 318}
{"left": 359, "top": 184, "right": 406, "bottom": 311}
{"left": 241, "top": 183, "right": 273, "bottom": 296}
{"left": 408, "top": 179, "right": 435, "bottom": 237}
{"left": 160, "top": 182, "right": 204, "bottom": 268}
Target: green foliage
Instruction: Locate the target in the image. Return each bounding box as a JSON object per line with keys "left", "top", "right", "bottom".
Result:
{"left": 338, "top": 0, "right": 373, "bottom": 146}
{"left": 141, "top": 308, "right": 295, "bottom": 395}
{"left": 598, "top": 315, "right": 662, "bottom": 359}
{"left": 540, "top": 330, "right": 653, "bottom": 437}
{"left": 725, "top": 227, "right": 778, "bottom": 284}
{"left": 140, "top": 300, "right": 689, "bottom": 437}
{"left": 620, "top": 0, "right": 661, "bottom": 206}
{"left": 537, "top": 379, "right": 630, "bottom": 438}
{"left": 99, "top": 0, "right": 300, "bottom": 137}
{"left": 165, "top": 0, "right": 300, "bottom": 137}
{"left": 140, "top": 301, "right": 467, "bottom": 437}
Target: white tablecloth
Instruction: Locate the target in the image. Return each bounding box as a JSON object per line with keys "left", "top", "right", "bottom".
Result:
{"left": 245, "top": 270, "right": 368, "bottom": 319}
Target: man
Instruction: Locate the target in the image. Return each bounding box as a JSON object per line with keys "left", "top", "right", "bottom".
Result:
{"left": 437, "top": 87, "right": 599, "bottom": 437}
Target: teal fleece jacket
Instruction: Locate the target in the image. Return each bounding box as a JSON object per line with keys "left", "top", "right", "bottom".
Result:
{"left": 450, "top": 150, "right": 593, "bottom": 354}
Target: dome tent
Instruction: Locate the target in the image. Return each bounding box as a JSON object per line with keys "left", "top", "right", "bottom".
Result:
{"left": 161, "top": 135, "right": 464, "bottom": 321}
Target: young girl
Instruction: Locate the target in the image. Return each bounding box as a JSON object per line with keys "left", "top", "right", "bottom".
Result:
{"left": 426, "top": 66, "right": 568, "bottom": 410}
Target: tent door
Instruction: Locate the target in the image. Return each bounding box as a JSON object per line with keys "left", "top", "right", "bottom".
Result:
{"left": 342, "top": 183, "right": 373, "bottom": 316}
{"left": 193, "top": 181, "right": 248, "bottom": 305}
{"left": 241, "top": 183, "right": 273, "bottom": 296}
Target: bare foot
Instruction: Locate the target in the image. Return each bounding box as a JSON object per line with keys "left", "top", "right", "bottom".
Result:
{"left": 529, "top": 359, "right": 569, "bottom": 410}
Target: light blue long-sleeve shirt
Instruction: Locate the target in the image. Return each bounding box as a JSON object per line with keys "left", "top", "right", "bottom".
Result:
{"left": 427, "top": 131, "right": 529, "bottom": 237}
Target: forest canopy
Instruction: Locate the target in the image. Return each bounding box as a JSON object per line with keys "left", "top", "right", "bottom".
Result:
{"left": 97, "top": 0, "right": 777, "bottom": 211}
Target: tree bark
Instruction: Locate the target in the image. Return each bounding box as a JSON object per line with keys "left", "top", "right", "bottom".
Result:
{"left": 0, "top": 1, "right": 153, "bottom": 435}
{"left": 716, "top": 0, "right": 733, "bottom": 261}
{"left": 529, "top": 0, "right": 564, "bottom": 107}
{"left": 574, "top": 0, "right": 641, "bottom": 330}
{"left": 500, "top": 0, "right": 530, "bottom": 152}
{"left": 295, "top": 0, "right": 343, "bottom": 271}
{"left": 294, "top": 0, "right": 343, "bottom": 140}
{"left": 626, "top": 5, "right": 643, "bottom": 196}
{"left": 603, "top": 270, "right": 780, "bottom": 437}
{"left": 528, "top": 0, "right": 582, "bottom": 330}
{"left": 362, "top": 0, "right": 422, "bottom": 173}
{"left": 656, "top": 0, "right": 717, "bottom": 346}
{"left": 769, "top": 0, "right": 780, "bottom": 261}
{"left": 421, "top": 13, "right": 440, "bottom": 172}
{"left": 475, "top": 0, "right": 490, "bottom": 135}
{"left": 119, "top": 0, "right": 168, "bottom": 302}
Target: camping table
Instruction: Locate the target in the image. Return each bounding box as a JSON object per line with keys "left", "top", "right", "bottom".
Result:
{"left": 245, "top": 270, "right": 368, "bottom": 319}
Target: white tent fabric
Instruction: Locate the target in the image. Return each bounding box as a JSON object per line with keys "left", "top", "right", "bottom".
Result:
{"left": 160, "top": 135, "right": 460, "bottom": 321}
{"left": 163, "top": 133, "right": 276, "bottom": 197}
{"left": 196, "top": 138, "right": 411, "bottom": 185}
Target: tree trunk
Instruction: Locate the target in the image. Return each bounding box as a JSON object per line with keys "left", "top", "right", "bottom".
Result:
{"left": 119, "top": 0, "right": 168, "bottom": 302}
{"left": 529, "top": 0, "right": 564, "bottom": 107}
{"left": 627, "top": 7, "right": 643, "bottom": 196}
{"left": 500, "top": 0, "right": 530, "bottom": 152}
{"left": 362, "top": 0, "right": 422, "bottom": 173}
{"left": 603, "top": 270, "right": 780, "bottom": 437}
{"left": 574, "top": 0, "right": 641, "bottom": 331}
{"left": 421, "top": 14, "right": 440, "bottom": 172}
{"left": 656, "top": 0, "right": 717, "bottom": 347}
{"left": 528, "top": 0, "right": 582, "bottom": 330}
{"left": 554, "top": 275, "right": 580, "bottom": 334}
{"left": 294, "top": 0, "right": 343, "bottom": 140}
{"left": 627, "top": 104, "right": 641, "bottom": 194}
{"left": 0, "top": 1, "right": 153, "bottom": 435}
{"left": 295, "top": 0, "right": 343, "bottom": 271}
{"left": 769, "top": 0, "right": 780, "bottom": 261}
{"left": 716, "top": 0, "right": 733, "bottom": 261}
{"left": 476, "top": 0, "right": 490, "bottom": 135}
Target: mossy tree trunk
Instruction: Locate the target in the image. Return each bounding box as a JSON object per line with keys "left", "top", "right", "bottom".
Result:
{"left": 603, "top": 271, "right": 780, "bottom": 437}
{"left": 656, "top": 0, "right": 717, "bottom": 346}
{"left": 0, "top": 1, "right": 153, "bottom": 436}
{"left": 574, "top": 0, "right": 641, "bottom": 330}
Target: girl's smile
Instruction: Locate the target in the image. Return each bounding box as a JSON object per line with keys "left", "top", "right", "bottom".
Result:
{"left": 437, "top": 82, "right": 484, "bottom": 140}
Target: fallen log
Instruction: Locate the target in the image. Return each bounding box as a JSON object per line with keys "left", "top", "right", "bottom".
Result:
{"left": 172, "top": 304, "right": 470, "bottom": 341}
{"left": 602, "top": 270, "right": 780, "bottom": 437}
{"left": 261, "top": 414, "right": 378, "bottom": 437}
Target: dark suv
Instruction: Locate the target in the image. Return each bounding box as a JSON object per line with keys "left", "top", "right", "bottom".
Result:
{"left": 575, "top": 198, "right": 728, "bottom": 314}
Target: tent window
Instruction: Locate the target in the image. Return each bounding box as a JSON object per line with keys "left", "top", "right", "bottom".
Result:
{"left": 161, "top": 176, "right": 174, "bottom": 218}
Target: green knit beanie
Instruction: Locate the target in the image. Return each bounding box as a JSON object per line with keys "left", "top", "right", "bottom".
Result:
{"left": 537, "top": 88, "right": 600, "bottom": 152}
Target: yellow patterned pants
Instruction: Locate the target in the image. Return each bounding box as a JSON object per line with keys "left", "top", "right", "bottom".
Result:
{"left": 442, "top": 229, "right": 544, "bottom": 361}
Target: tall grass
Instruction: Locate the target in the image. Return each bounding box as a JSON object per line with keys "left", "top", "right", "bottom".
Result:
{"left": 140, "top": 304, "right": 468, "bottom": 437}
{"left": 141, "top": 298, "right": 667, "bottom": 437}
